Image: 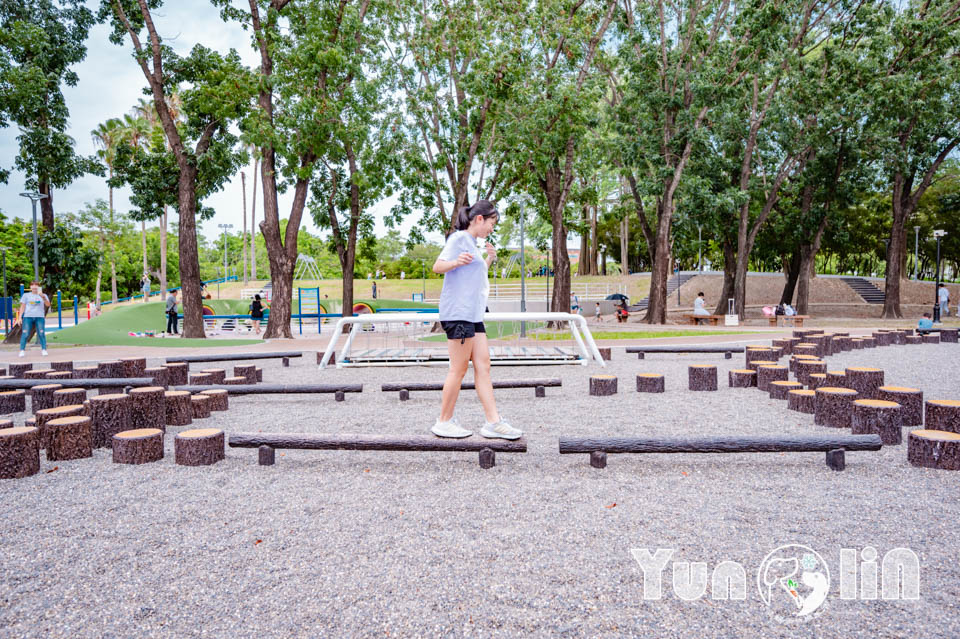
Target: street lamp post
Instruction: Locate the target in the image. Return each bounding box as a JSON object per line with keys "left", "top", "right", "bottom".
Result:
{"left": 933, "top": 229, "right": 947, "bottom": 323}
{"left": 0, "top": 246, "right": 8, "bottom": 333}
{"left": 914, "top": 226, "right": 920, "bottom": 281}
{"left": 519, "top": 200, "right": 527, "bottom": 338}
{"left": 698, "top": 225, "right": 702, "bottom": 273}
{"left": 218, "top": 222, "right": 233, "bottom": 284}
{"left": 420, "top": 258, "right": 426, "bottom": 300}
{"left": 20, "top": 192, "right": 49, "bottom": 282}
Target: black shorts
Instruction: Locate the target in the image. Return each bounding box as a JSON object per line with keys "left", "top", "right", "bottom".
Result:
{"left": 441, "top": 321, "right": 485, "bottom": 343}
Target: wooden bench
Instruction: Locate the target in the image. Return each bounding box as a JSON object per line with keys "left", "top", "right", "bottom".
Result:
{"left": 625, "top": 346, "right": 745, "bottom": 360}
{"left": 381, "top": 378, "right": 561, "bottom": 400}
{"left": 558, "top": 433, "right": 882, "bottom": 470}
{"left": 165, "top": 351, "right": 303, "bottom": 364}
{"left": 229, "top": 432, "right": 527, "bottom": 469}
{"left": 767, "top": 315, "right": 810, "bottom": 327}
{"left": 682, "top": 314, "right": 723, "bottom": 325}
{"left": 175, "top": 383, "right": 362, "bottom": 402}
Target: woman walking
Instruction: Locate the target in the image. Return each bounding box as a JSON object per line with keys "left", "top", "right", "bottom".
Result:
{"left": 430, "top": 200, "right": 522, "bottom": 440}
{"left": 249, "top": 294, "right": 264, "bottom": 334}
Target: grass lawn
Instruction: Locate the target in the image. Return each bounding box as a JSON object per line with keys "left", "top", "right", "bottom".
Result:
{"left": 46, "top": 301, "right": 264, "bottom": 348}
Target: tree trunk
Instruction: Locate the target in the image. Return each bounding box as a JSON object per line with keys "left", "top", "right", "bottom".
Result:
{"left": 241, "top": 171, "right": 248, "bottom": 285}
{"left": 620, "top": 215, "right": 629, "bottom": 275}
{"left": 713, "top": 239, "right": 736, "bottom": 315}
{"left": 176, "top": 170, "right": 206, "bottom": 338}
{"left": 39, "top": 182, "right": 54, "bottom": 231}
{"left": 110, "top": 239, "right": 118, "bottom": 304}
{"left": 645, "top": 195, "right": 673, "bottom": 324}
{"left": 141, "top": 220, "right": 148, "bottom": 277}
{"left": 590, "top": 205, "right": 598, "bottom": 275}
{"left": 251, "top": 158, "right": 258, "bottom": 281}
{"left": 577, "top": 206, "right": 589, "bottom": 276}
{"left": 882, "top": 178, "right": 908, "bottom": 319}
{"left": 779, "top": 252, "right": 801, "bottom": 305}
{"left": 796, "top": 215, "right": 828, "bottom": 315}
{"left": 160, "top": 207, "right": 168, "bottom": 299}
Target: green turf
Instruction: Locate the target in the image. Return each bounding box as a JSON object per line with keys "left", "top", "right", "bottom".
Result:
{"left": 47, "top": 301, "right": 264, "bottom": 347}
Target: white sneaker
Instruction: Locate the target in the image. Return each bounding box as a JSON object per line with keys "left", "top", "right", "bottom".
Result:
{"left": 41, "top": 350, "right": 48, "bottom": 356}
{"left": 18, "top": 350, "right": 25, "bottom": 358}
{"left": 431, "top": 417, "right": 473, "bottom": 438}
{"left": 480, "top": 418, "right": 523, "bottom": 440}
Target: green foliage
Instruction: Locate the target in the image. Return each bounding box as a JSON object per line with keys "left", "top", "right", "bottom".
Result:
{"left": 25, "top": 219, "right": 99, "bottom": 296}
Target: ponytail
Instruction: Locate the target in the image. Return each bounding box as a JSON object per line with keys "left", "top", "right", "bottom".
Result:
{"left": 453, "top": 199, "right": 499, "bottom": 231}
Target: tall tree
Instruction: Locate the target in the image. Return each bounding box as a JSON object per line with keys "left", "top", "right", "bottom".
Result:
{"left": 100, "top": 0, "right": 250, "bottom": 337}
{"left": 0, "top": 0, "right": 98, "bottom": 230}
{"left": 91, "top": 117, "right": 126, "bottom": 302}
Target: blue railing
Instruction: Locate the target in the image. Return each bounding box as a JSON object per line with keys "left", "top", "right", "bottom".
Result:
{"left": 100, "top": 276, "right": 239, "bottom": 306}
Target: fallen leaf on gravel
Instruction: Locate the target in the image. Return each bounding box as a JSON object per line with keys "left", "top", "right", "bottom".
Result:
{"left": 604, "top": 503, "right": 617, "bottom": 509}
{"left": 681, "top": 471, "right": 688, "bottom": 476}
{"left": 364, "top": 468, "right": 370, "bottom": 472}
{"left": 46, "top": 467, "right": 59, "bottom": 473}
{"left": 254, "top": 539, "right": 262, "bottom": 546}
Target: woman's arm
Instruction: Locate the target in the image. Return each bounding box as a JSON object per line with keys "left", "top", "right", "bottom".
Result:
{"left": 433, "top": 252, "right": 474, "bottom": 274}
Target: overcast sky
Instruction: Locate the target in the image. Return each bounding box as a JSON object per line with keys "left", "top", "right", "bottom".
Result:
{"left": 0, "top": 1, "right": 424, "bottom": 246}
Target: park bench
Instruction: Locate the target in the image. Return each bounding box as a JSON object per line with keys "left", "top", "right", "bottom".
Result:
{"left": 175, "top": 383, "right": 362, "bottom": 402}
{"left": 229, "top": 432, "right": 527, "bottom": 468}
{"left": 381, "top": 378, "right": 561, "bottom": 400}
{"left": 682, "top": 314, "right": 724, "bottom": 325}
{"left": 558, "top": 433, "right": 882, "bottom": 470}
{"left": 166, "top": 351, "right": 302, "bottom": 364}
{"left": 625, "top": 346, "right": 745, "bottom": 359}
{"left": 767, "top": 315, "right": 810, "bottom": 327}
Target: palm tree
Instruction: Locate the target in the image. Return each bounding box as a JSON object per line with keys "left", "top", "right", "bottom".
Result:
{"left": 120, "top": 112, "right": 153, "bottom": 287}
{"left": 91, "top": 118, "right": 125, "bottom": 304}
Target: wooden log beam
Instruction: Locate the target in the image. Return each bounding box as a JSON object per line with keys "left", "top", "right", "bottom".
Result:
{"left": 229, "top": 432, "right": 527, "bottom": 453}
{"left": 381, "top": 379, "right": 562, "bottom": 393}
{"left": 626, "top": 346, "right": 745, "bottom": 354}
{"left": 558, "top": 434, "right": 882, "bottom": 454}
{"left": 174, "top": 384, "right": 363, "bottom": 395}
{"left": 0, "top": 378, "right": 155, "bottom": 390}
{"left": 166, "top": 351, "right": 303, "bottom": 364}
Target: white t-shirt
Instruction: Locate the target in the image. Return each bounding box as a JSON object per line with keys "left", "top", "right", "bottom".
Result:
{"left": 939, "top": 288, "right": 949, "bottom": 304}
{"left": 693, "top": 297, "right": 709, "bottom": 315}
{"left": 20, "top": 292, "right": 48, "bottom": 318}
{"left": 438, "top": 231, "right": 489, "bottom": 322}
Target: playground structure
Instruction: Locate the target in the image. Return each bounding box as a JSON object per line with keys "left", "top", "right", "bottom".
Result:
{"left": 318, "top": 311, "right": 606, "bottom": 368}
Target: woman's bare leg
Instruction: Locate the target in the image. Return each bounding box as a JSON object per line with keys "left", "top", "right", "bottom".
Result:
{"left": 439, "top": 337, "right": 473, "bottom": 421}
{"left": 470, "top": 333, "right": 499, "bottom": 423}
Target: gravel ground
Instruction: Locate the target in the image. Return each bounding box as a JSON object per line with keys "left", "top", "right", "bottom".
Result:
{"left": 2, "top": 339, "right": 959, "bottom": 638}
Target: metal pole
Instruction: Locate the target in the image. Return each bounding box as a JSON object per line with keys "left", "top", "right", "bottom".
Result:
{"left": 74, "top": 295, "right": 78, "bottom": 326}
{"left": 913, "top": 226, "right": 920, "bottom": 280}
{"left": 934, "top": 235, "right": 942, "bottom": 323}
{"left": 698, "top": 225, "right": 702, "bottom": 272}
{"left": 31, "top": 200, "right": 39, "bottom": 281}
{"left": 421, "top": 259, "right": 425, "bottom": 300}
{"left": 520, "top": 201, "right": 526, "bottom": 338}
{"left": 1, "top": 248, "right": 7, "bottom": 333}
{"left": 57, "top": 290, "right": 62, "bottom": 329}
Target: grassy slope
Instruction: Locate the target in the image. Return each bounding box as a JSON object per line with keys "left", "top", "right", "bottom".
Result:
{"left": 47, "top": 301, "right": 263, "bottom": 347}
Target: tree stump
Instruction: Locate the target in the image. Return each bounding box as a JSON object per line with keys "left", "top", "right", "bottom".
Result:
{"left": 72, "top": 366, "right": 99, "bottom": 379}
{"left": 45, "top": 371, "right": 73, "bottom": 382}
{"left": 129, "top": 386, "right": 166, "bottom": 433}
{"left": 806, "top": 334, "right": 832, "bottom": 357}
{"left": 46, "top": 416, "right": 92, "bottom": 462}
{"left": 873, "top": 331, "right": 893, "bottom": 346}
{"left": 769, "top": 381, "right": 803, "bottom": 400}
{"left": 795, "top": 360, "right": 827, "bottom": 386}
{"left": 97, "top": 386, "right": 125, "bottom": 396}
{"left": 877, "top": 386, "right": 923, "bottom": 426}
{"left": 728, "top": 369, "right": 757, "bottom": 388}
{"left": 200, "top": 368, "right": 226, "bottom": 384}
{"left": 597, "top": 347, "right": 612, "bottom": 361}
{"left": 688, "top": 365, "right": 717, "bottom": 391}
{"left": 0, "top": 419, "right": 11, "bottom": 429}
{"left": 924, "top": 400, "right": 960, "bottom": 434}
{"left": 144, "top": 367, "right": 168, "bottom": 388}
{"left": 825, "top": 371, "right": 847, "bottom": 388}
{"left": 53, "top": 388, "right": 87, "bottom": 409}
{"left": 191, "top": 394, "right": 212, "bottom": 419}
{"left": 89, "top": 393, "right": 132, "bottom": 449}
{"left": 9, "top": 363, "right": 32, "bottom": 378}
{"left": 234, "top": 365, "right": 257, "bottom": 384}
{"left": 745, "top": 347, "right": 777, "bottom": 366}
{"left": 844, "top": 367, "right": 884, "bottom": 400}
{"left": 892, "top": 330, "right": 907, "bottom": 345}
{"left": 905, "top": 335, "right": 922, "bottom": 345}
{"left": 908, "top": 430, "right": 960, "bottom": 470}
{"left": 788, "top": 389, "right": 816, "bottom": 414}
{"left": 793, "top": 329, "right": 818, "bottom": 338}
{"left": 831, "top": 337, "right": 844, "bottom": 354}
{"left": 165, "top": 363, "right": 189, "bottom": 386}
{"left": 259, "top": 445, "right": 275, "bottom": 465}
{"left": 30, "top": 383, "right": 64, "bottom": 414}
{"left": 922, "top": 334, "right": 940, "bottom": 344}
{"left": 51, "top": 361, "right": 73, "bottom": 372}
{"left": 852, "top": 399, "right": 902, "bottom": 445}
{"left": 636, "top": 374, "right": 665, "bottom": 393}
{"left": 757, "top": 365, "right": 788, "bottom": 392}
{"left": 0, "top": 390, "right": 27, "bottom": 414}
{"left": 0, "top": 374, "right": 10, "bottom": 380}
{"left": 188, "top": 372, "right": 214, "bottom": 385}
{"left": 807, "top": 373, "right": 827, "bottom": 390}
{"left": 940, "top": 328, "right": 958, "bottom": 343}
{"left": 589, "top": 375, "right": 618, "bottom": 396}
{"left": 223, "top": 376, "right": 247, "bottom": 385}
{"left": 120, "top": 357, "right": 147, "bottom": 378}
{"left": 24, "top": 369, "right": 54, "bottom": 380}
{"left": 862, "top": 337, "right": 877, "bottom": 348}
{"left": 200, "top": 389, "right": 228, "bottom": 411}
{"left": 814, "top": 387, "right": 859, "bottom": 428}
{"left": 793, "top": 344, "right": 819, "bottom": 358}
{"left": 36, "top": 404, "right": 86, "bottom": 449}
{"left": 97, "top": 360, "right": 124, "bottom": 378}
{"left": 746, "top": 360, "right": 778, "bottom": 372}
{"left": 789, "top": 354, "right": 818, "bottom": 373}
{"left": 772, "top": 339, "right": 792, "bottom": 355}
{"left": 256, "top": 368, "right": 263, "bottom": 382}
{"left": 112, "top": 429, "right": 164, "bottom": 465}
{"left": 850, "top": 338, "right": 865, "bottom": 350}
{"left": 175, "top": 428, "right": 225, "bottom": 466}
{"left": 164, "top": 390, "right": 193, "bottom": 426}
{"left": 0, "top": 427, "right": 39, "bottom": 479}
{"left": 25, "top": 417, "right": 34, "bottom": 429}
